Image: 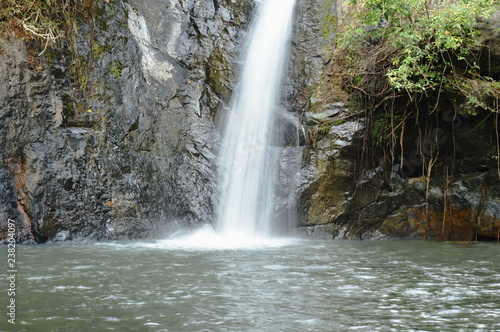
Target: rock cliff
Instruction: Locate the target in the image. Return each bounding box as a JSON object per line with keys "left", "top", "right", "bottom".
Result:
{"left": 1, "top": 0, "right": 499, "bottom": 243}
{"left": 297, "top": 3, "right": 500, "bottom": 241}
{"left": 0, "top": 0, "right": 254, "bottom": 242}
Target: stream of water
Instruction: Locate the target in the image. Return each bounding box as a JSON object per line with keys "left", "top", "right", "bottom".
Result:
{"left": 1, "top": 237, "right": 498, "bottom": 331}
{"left": 217, "top": 0, "right": 296, "bottom": 236}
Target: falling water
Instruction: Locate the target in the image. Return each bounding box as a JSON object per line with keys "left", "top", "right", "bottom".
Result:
{"left": 217, "top": 0, "right": 297, "bottom": 237}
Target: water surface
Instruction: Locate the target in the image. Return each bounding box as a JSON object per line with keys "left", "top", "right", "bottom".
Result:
{"left": 1, "top": 235, "right": 499, "bottom": 331}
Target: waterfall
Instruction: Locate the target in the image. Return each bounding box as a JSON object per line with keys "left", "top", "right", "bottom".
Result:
{"left": 217, "top": 0, "right": 297, "bottom": 237}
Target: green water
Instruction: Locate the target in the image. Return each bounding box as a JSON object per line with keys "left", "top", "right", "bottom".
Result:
{"left": 1, "top": 236, "right": 499, "bottom": 331}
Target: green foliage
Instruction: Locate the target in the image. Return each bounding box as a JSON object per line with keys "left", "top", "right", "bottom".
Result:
{"left": 320, "top": 125, "right": 332, "bottom": 135}
{"left": 342, "top": 0, "right": 498, "bottom": 94}
{"left": 336, "top": 0, "right": 500, "bottom": 205}
{"left": 93, "top": 44, "right": 110, "bottom": 58}
{"left": 109, "top": 61, "right": 123, "bottom": 78}
{"left": 68, "top": 53, "right": 90, "bottom": 91}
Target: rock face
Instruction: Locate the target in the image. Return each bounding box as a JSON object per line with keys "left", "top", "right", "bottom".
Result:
{"left": 296, "top": 3, "right": 500, "bottom": 241}
{"left": 271, "top": 0, "right": 339, "bottom": 235}
{"left": 298, "top": 110, "right": 500, "bottom": 241}
{"left": 0, "top": 0, "right": 254, "bottom": 242}
{"left": 1, "top": 0, "right": 499, "bottom": 243}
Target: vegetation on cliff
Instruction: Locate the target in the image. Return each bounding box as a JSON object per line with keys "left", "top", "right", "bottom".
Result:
{"left": 0, "top": 0, "right": 97, "bottom": 52}
{"left": 332, "top": 0, "right": 499, "bottom": 173}
{"left": 0, "top": 0, "right": 101, "bottom": 98}
{"left": 319, "top": 0, "right": 500, "bottom": 239}
{"left": 342, "top": 0, "right": 498, "bottom": 98}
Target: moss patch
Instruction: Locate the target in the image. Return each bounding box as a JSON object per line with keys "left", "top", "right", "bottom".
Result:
{"left": 109, "top": 60, "right": 123, "bottom": 78}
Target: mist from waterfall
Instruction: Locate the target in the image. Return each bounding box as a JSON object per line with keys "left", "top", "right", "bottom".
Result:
{"left": 217, "top": 0, "right": 297, "bottom": 237}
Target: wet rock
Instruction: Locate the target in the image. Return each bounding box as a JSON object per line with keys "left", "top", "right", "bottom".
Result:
{"left": 295, "top": 1, "right": 500, "bottom": 241}
{"left": 0, "top": 0, "right": 253, "bottom": 242}
{"left": 300, "top": 116, "right": 500, "bottom": 240}
{"left": 304, "top": 109, "right": 340, "bottom": 124}
{"left": 297, "top": 119, "right": 364, "bottom": 236}
{"left": 289, "top": 0, "right": 337, "bottom": 110}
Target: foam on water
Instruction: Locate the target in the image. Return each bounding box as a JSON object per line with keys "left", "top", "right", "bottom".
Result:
{"left": 140, "top": 226, "right": 296, "bottom": 250}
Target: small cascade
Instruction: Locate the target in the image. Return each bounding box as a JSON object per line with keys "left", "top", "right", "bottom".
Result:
{"left": 217, "top": 0, "right": 297, "bottom": 237}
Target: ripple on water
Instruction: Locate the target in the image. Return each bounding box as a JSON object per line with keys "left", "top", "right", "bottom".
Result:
{"left": 9, "top": 238, "right": 500, "bottom": 332}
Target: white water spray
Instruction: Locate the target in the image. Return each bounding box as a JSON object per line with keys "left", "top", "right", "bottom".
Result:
{"left": 217, "top": 0, "right": 297, "bottom": 237}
